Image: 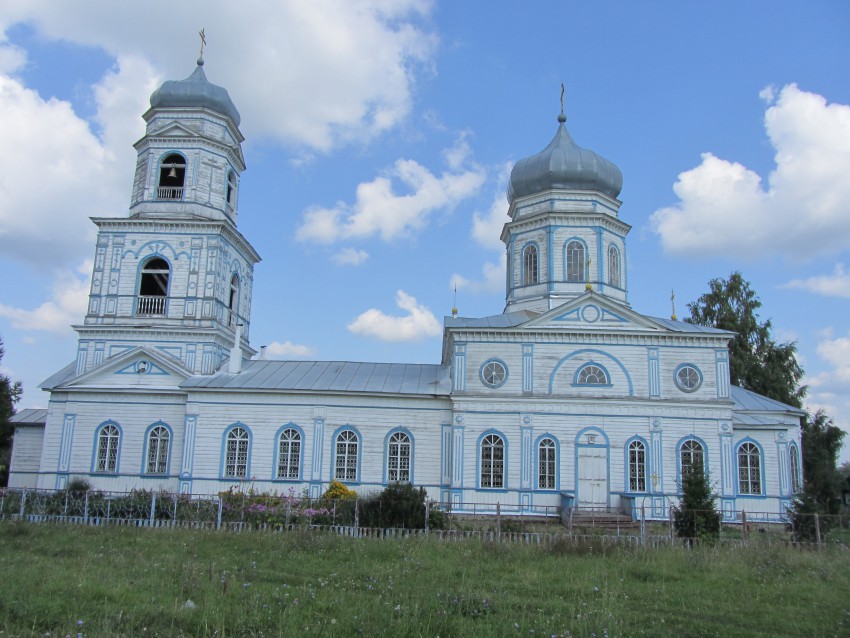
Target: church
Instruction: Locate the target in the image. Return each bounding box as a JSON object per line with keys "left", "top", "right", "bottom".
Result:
{"left": 8, "top": 54, "right": 805, "bottom": 522}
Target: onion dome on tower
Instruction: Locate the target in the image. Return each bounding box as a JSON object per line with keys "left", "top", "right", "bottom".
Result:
{"left": 149, "top": 57, "right": 241, "bottom": 125}
{"left": 507, "top": 109, "right": 622, "bottom": 203}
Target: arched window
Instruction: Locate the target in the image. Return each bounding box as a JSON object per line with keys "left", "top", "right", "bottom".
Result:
{"left": 226, "top": 170, "right": 237, "bottom": 210}
{"left": 137, "top": 257, "right": 170, "bottom": 316}
{"left": 335, "top": 430, "right": 359, "bottom": 482}
{"left": 608, "top": 245, "right": 620, "bottom": 288}
{"left": 146, "top": 425, "right": 170, "bottom": 474}
{"left": 522, "top": 245, "right": 538, "bottom": 285}
{"left": 680, "top": 439, "right": 705, "bottom": 480}
{"left": 566, "top": 241, "right": 585, "bottom": 282}
{"left": 229, "top": 274, "right": 239, "bottom": 327}
{"left": 277, "top": 428, "right": 301, "bottom": 480}
{"left": 387, "top": 431, "right": 412, "bottom": 483}
{"left": 576, "top": 364, "right": 609, "bottom": 385}
{"left": 789, "top": 445, "right": 801, "bottom": 493}
{"left": 538, "top": 437, "right": 556, "bottom": 489}
{"left": 224, "top": 427, "right": 250, "bottom": 478}
{"left": 628, "top": 440, "right": 646, "bottom": 492}
{"left": 95, "top": 424, "right": 120, "bottom": 473}
{"left": 738, "top": 442, "right": 762, "bottom": 495}
{"left": 157, "top": 153, "right": 186, "bottom": 199}
{"left": 480, "top": 433, "right": 505, "bottom": 489}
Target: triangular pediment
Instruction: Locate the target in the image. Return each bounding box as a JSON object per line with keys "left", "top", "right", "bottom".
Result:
{"left": 56, "top": 347, "right": 191, "bottom": 391}
{"left": 520, "top": 292, "right": 672, "bottom": 332}
{"left": 153, "top": 121, "right": 198, "bottom": 137}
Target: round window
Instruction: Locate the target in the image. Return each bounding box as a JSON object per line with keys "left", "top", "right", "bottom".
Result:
{"left": 675, "top": 365, "right": 702, "bottom": 392}
{"left": 481, "top": 360, "right": 507, "bottom": 388}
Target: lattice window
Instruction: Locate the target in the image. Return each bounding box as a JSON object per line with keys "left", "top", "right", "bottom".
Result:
{"left": 566, "top": 240, "right": 585, "bottom": 282}
{"left": 335, "top": 430, "right": 359, "bottom": 482}
{"left": 146, "top": 425, "right": 170, "bottom": 474}
{"left": 680, "top": 439, "right": 704, "bottom": 480}
{"left": 523, "top": 244, "right": 538, "bottom": 285}
{"left": 481, "top": 360, "right": 507, "bottom": 388}
{"left": 790, "top": 445, "right": 801, "bottom": 493}
{"left": 480, "top": 434, "right": 505, "bottom": 489}
{"left": 387, "top": 431, "right": 411, "bottom": 483}
{"left": 95, "top": 424, "right": 120, "bottom": 473}
{"left": 738, "top": 442, "right": 762, "bottom": 495}
{"left": 628, "top": 440, "right": 646, "bottom": 492}
{"left": 277, "top": 428, "right": 301, "bottom": 480}
{"left": 538, "top": 437, "right": 556, "bottom": 489}
{"left": 224, "top": 427, "right": 249, "bottom": 478}
{"left": 608, "top": 245, "right": 620, "bottom": 288}
{"left": 577, "top": 364, "right": 608, "bottom": 385}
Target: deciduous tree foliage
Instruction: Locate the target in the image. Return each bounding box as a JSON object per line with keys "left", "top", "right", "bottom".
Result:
{"left": 801, "top": 409, "right": 845, "bottom": 514}
{"left": 686, "top": 272, "right": 805, "bottom": 408}
{"left": 0, "top": 336, "right": 23, "bottom": 487}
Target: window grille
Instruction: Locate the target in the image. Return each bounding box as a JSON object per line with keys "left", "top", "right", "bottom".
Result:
{"left": 738, "top": 442, "right": 762, "bottom": 494}
{"left": 277, "top": 428, "right": 301, "bottom": 479}
{"left": 628, "top": 440, "right": 646, "bottom": 491}
{"left": 680, "top": 439, "right": 704, "bottom": 480}
{"left": 224, "top": 427, "right": 249, "bottom": 478}
{"left": 523, "top": 245, "right": 538, "bottom": 285}
{"left": 538, "top": 438, "right": 556, "bottom": 489}
{"left": 387, "top": 431, "right": 411, "bottom": 483}
{"left": 335, "top": 430, "right": 359, "bottom": 481}
{"left": 577, "top": 364, "right": 608, "bottom": 385}
{"left": 608, "top": 245, "right": 620, "bottom": 288}
{"left": 566, "top": 241, "right": 585, "bottom": 282}
{"left": 480, "top": 434, "right": 505, "bottom": 488}
{"left": 96, "top": 424, "right": 120, "bottom": 473}
{"left": 146, "top": 425, "right": 170, "bottom": 474}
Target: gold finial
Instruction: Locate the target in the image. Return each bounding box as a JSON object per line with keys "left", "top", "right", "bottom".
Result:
{"left": 671, "top": 289, "right": 677, "bottom": 321}
{"left": 198, "top": 28, "right": 207, "bottom": 62}
{"left": 451, "top": 284, "right": 458, "bottom": 318}
{"left": 585, "top": 257, "right": 592, "bottom": 291}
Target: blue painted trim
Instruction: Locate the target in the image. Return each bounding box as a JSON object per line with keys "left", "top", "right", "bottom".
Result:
{"left": 674, "top": 363, "right": 704, "bottom": 393}
{"left": 572, "top": 361, "right": 613, "bottom": 387}
{"left": 549, "top": 349, "right": 634, "bottom": 396}
{"left": 675, "top": 435, "right": 710, "bottom": 492}
{"left": 477, "top": 429, "right": 508, "bottom": 490}
{"left": 520, "top": 241, "right": 541, "bottom": 286}
{"left": 788, "top": 442, "right": 802, "bottom": 493}
{"left": 624, "top": 435, "right": 649, "bottom": 493}
{"left": 383, "top": 427, "right": 415, "bottom": 484}
{"left": 219, "top": 422, "right": 253, "bottom": 480}
{"left": 735, "top": 437, "right": 767, "bottom": 498}
{"left": 272, "top": 422, "right": 305, "bottom": 481}
{"left": 330, "top": 425, "right": 362, "bottom": 485}
{"left": 607, "top": 244, "right": 621, "bottom": 288}
{"left": 534, "top": 433, "right": 559, "bottom": 491}
{"left": 141, "top": 420, "right": 174, "bottom": 476}
{"left": 563, "top": 237, "right": 588, "bottom": 282}
{"left": 90, "top": 420, "right": 122, "bottom": 475}
{"left": 479, "top": 357, "right": 509, "bottom": 389}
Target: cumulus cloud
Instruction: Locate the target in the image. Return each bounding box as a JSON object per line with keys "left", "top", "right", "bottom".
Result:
{"left": 263, "top": 340, "right": 316, "bottom": 359}
{"left": 347, "top": 290, "right": 441, "bottom": 341}
{"left": 0, "top": 261, "right": 91, "bottom": 333}
{"left": 296, "top": 146, "right": 486, "bottom": 244}
{"left": 650, "top": 84, "right": 850, "bottom": 259}
{"left": 783, "top": 263, "right": 850, "bottom": 298}
{"left": 332, "top": 248, "right": 370, "bottom": 266}
{"left": 450, "top": 254, "right": 506, "bottom": 295}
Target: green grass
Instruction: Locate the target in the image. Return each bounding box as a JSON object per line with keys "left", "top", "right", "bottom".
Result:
{"left": 0, "top": 521, "right": 848, "bottom": 637}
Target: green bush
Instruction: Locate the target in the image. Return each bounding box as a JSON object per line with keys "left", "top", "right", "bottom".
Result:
{"left": 358, "top": 483, "right": 444, "bottom": 530}
{"left": 673, "top": 464, "right": 720, "bottom": 543}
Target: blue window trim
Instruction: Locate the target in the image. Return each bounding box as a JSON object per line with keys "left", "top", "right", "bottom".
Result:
{"left": 788, "top": 442, "right": 802, "bottom": 493}
{"left": 674, "top": 363, "right": 703, "bottom": 393}
{"left": 91, "top": 420, "right": 122, "bottom": 475}
{"left": 477, "top": 429, "right": 508, "bottom": 490}
{"left": 520, "top": 241, "right": 541, "bottom": 286}
{"left": 550, "top": 349, "right": 633, "bottom": 395}
{"left": 572, "top": 361, "right": 613, "bottom": 387}
{"left": 157, "top": 151, "right": 188, "bottom": 183}
{"left": 675, "top": 435, "right": 710, "bottom": 492}
{"left": 229, "top": 271, "right": 241, "bottom": 320}
{"left": 140, "top": 420, "right": 173, "bottom": 476}
{"left": 331, "top": 425, "right": 362, "bottom": 485}
{"left": 219, "top": 422, "right": 253, "bottom": 480}
{"left": 479, "top": 358, "right": 509, "bottom": 389}
{"left": 624, "top": 435, "right": 649, "bottom": 493}
{"left": 607, "top": 244, "right": 621, "bottom": 288}
{"left": 735, "top": 437, "right": 767, "bottom": 498}
{"left": 383, "top": 427, "right": 415, "bottom": 484}
{"left": 135, "top": 253, "right": 173, "bottom": 317}
{"left": 563, "top": 237, "right": 588, "bottom": 282}
{"left": 534, "top": 433, "right": 559, "bottom": 491}
{"left": 272, "top": 422, "right": 304, "bottom": 482}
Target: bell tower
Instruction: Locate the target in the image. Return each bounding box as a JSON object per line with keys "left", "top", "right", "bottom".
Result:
{"left": 73, "top": 51, "right": 261, "bottom": 376}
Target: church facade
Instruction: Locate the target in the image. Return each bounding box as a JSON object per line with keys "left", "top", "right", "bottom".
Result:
{"left": 9, "top": 57, "right": 805, "bottom": 521}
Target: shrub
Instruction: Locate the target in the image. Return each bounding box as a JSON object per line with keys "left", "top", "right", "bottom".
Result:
{"left": 673, "top": 464, "right": 720, "bottom": 543}
{"left": 357, "top": 483, "right": 444, "bottom": 530}
{"left": 787, "top": 489, "right": 832, "bottom": 543}
{"left": 322, "top": 479, "right": 357, "bottom": 501}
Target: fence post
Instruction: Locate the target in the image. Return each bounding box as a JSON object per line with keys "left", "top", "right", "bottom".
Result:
{"left": 568, "top": 506, "right": 574, "bottom": 534}
{"left": 668, "top": 508, "right": 674, "bottom": 544}
{"left": 496, "top": 502, "right": 501, "bottom": 539}
{"left": 286, "top": 502, "right": 291, "bottom": 528}
{"left": 84, "top": 491, "right": 89, "bottom": 523}
{"left": 640, "top": 503, "right": 646, "bottom": 545}
{"left": 172, "top": 493, "right": 178, "bottom": 522}
{"left": 149, "top": 492, "right": 156, "bottom": 526}
{"left": 216, "top": 496, "right": 223, "bottom": 530}
{"left": 741, "top": 510, "right": 748, "bottom": 543}
{"left": 106, "top": 496, "right": 111, "bottom": 523}
{"left": 19, "top": 488, "right": 26, "bottom": 518}
{"left": 64, "top": 489, "right": 69, "bottom": 516}
{"left": 814, "top": 513, "right": 822, "bottom": 549}
{"left": 424, "top": 500, "right": 430, "bottom": 537}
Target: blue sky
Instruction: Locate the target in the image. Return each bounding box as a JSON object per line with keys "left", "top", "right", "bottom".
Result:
{"left": 1, "top": 2, "right": 849, "bottom": 460}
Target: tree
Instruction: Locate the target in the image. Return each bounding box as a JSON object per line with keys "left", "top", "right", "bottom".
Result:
{"left": 673, "top": 464, "right": 720, "bottom": 543}
{"left": 0, "top": 336, "right": 23, "bottom": 487}
{"left": 687, "top": 272, "right": 805, "bottom": 408}
{"left": 800, "top": 410, "right": 845, "bottom": 514}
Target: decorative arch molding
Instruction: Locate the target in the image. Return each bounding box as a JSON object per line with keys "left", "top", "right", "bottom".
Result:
{"left": 91, "top": 420, "right": 122, "bottom": 475}
{"left": 124, "top": 241, "right": 190, "bottom": 262}
{"left": 574, "top": 426, "right": 610, "bottom": 448}
{"left": 141, "top": 420, "right": 174, "bottom": 476}
{"left": 383, "top": 427, "right": 415, "bottom": 484}
{"left": 548, "top": 349, "right": 634, "bottom": 396}
{"left": 273, "top": 422, "right": 304, "bottom": 481}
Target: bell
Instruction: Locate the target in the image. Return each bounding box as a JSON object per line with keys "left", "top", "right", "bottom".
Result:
{"left": 167, "top": 166, "right": 178, "bottom": 179}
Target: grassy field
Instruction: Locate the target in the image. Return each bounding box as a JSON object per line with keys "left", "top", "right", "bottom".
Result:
{"left": 0, "top": 521, "right": 848, "bottom": 637}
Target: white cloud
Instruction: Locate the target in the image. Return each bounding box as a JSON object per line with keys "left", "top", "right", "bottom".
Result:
{"left": 332, "top": 248, "right": 369, "bottom": 266}
{"left": 296, "top": 155, "right": 485, "bottom": 244}
{"left": 0, "top": 261, "right": 91, "bottom": 333}
{"left": 347, "top": 290, "right": 441, "bottom": 341}
{"left": 783, "top": 263, "right": 850, "bottom": 299}
{"left": 650, "top": 84, "right": 850, "bottom": 259}
{"left": 263, "top": 340, "right": 316, "bottom": 359}
{"left": 471, "top": 162, "right": 512, "bottom": 250}
{"left": 806, "top": 331, "right": 850, "bottom": 462}
{"left": 450, "top": 253, "right": 506, "bottom": 296}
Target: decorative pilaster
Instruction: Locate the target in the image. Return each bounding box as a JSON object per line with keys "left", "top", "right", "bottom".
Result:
{"left": 718, "top": 420, "right": 735, "bottom": 520}
{"left": 55, "top": 413, "right": 76, "bottom": 489}
{"left": 522, "top": 344, "right": 534, "bottom": 394}
{"left": 179, "top": 413, "right": 198, "bottom": 493}
{"left": 647, "top": 348, "right": 660, "bottom": 398}
{"left": 309, "top": 406, "right": 327, "bottom": 499}
{"left": 715, "top": 350, "right": 730, "bottom": 399}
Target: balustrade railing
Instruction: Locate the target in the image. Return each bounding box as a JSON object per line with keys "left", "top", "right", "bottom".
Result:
{"left": 136, "top": 295, "right": 166, "bottom": 316}
{"left": 156, "top": 186, "right": 183, "bottom": 199}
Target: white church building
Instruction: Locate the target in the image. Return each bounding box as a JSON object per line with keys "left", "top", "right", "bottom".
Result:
{"left": 9, "top": 56, "right": 805, "bottom": 521}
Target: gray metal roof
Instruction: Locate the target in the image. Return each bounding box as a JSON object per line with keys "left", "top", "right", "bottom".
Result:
{"left": 444, "top": 310, "right": 540, "bottom": 330}
{"left": 9, "top": 408, "right": 47, "bottom": 425}
{"left": 645, "top": 316, "right": 733, "bottom": 335}
{"left": 150, "top": 61, "right": 241, "bottom": 125}
{"left": 39, "top": 361, "right": 77, "bottom": 390}
{"left": 731, "top": 385, "right": 805, "bottom": 416}
{"left": 182, "top": 360, "right": 452, "bottom": 396}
